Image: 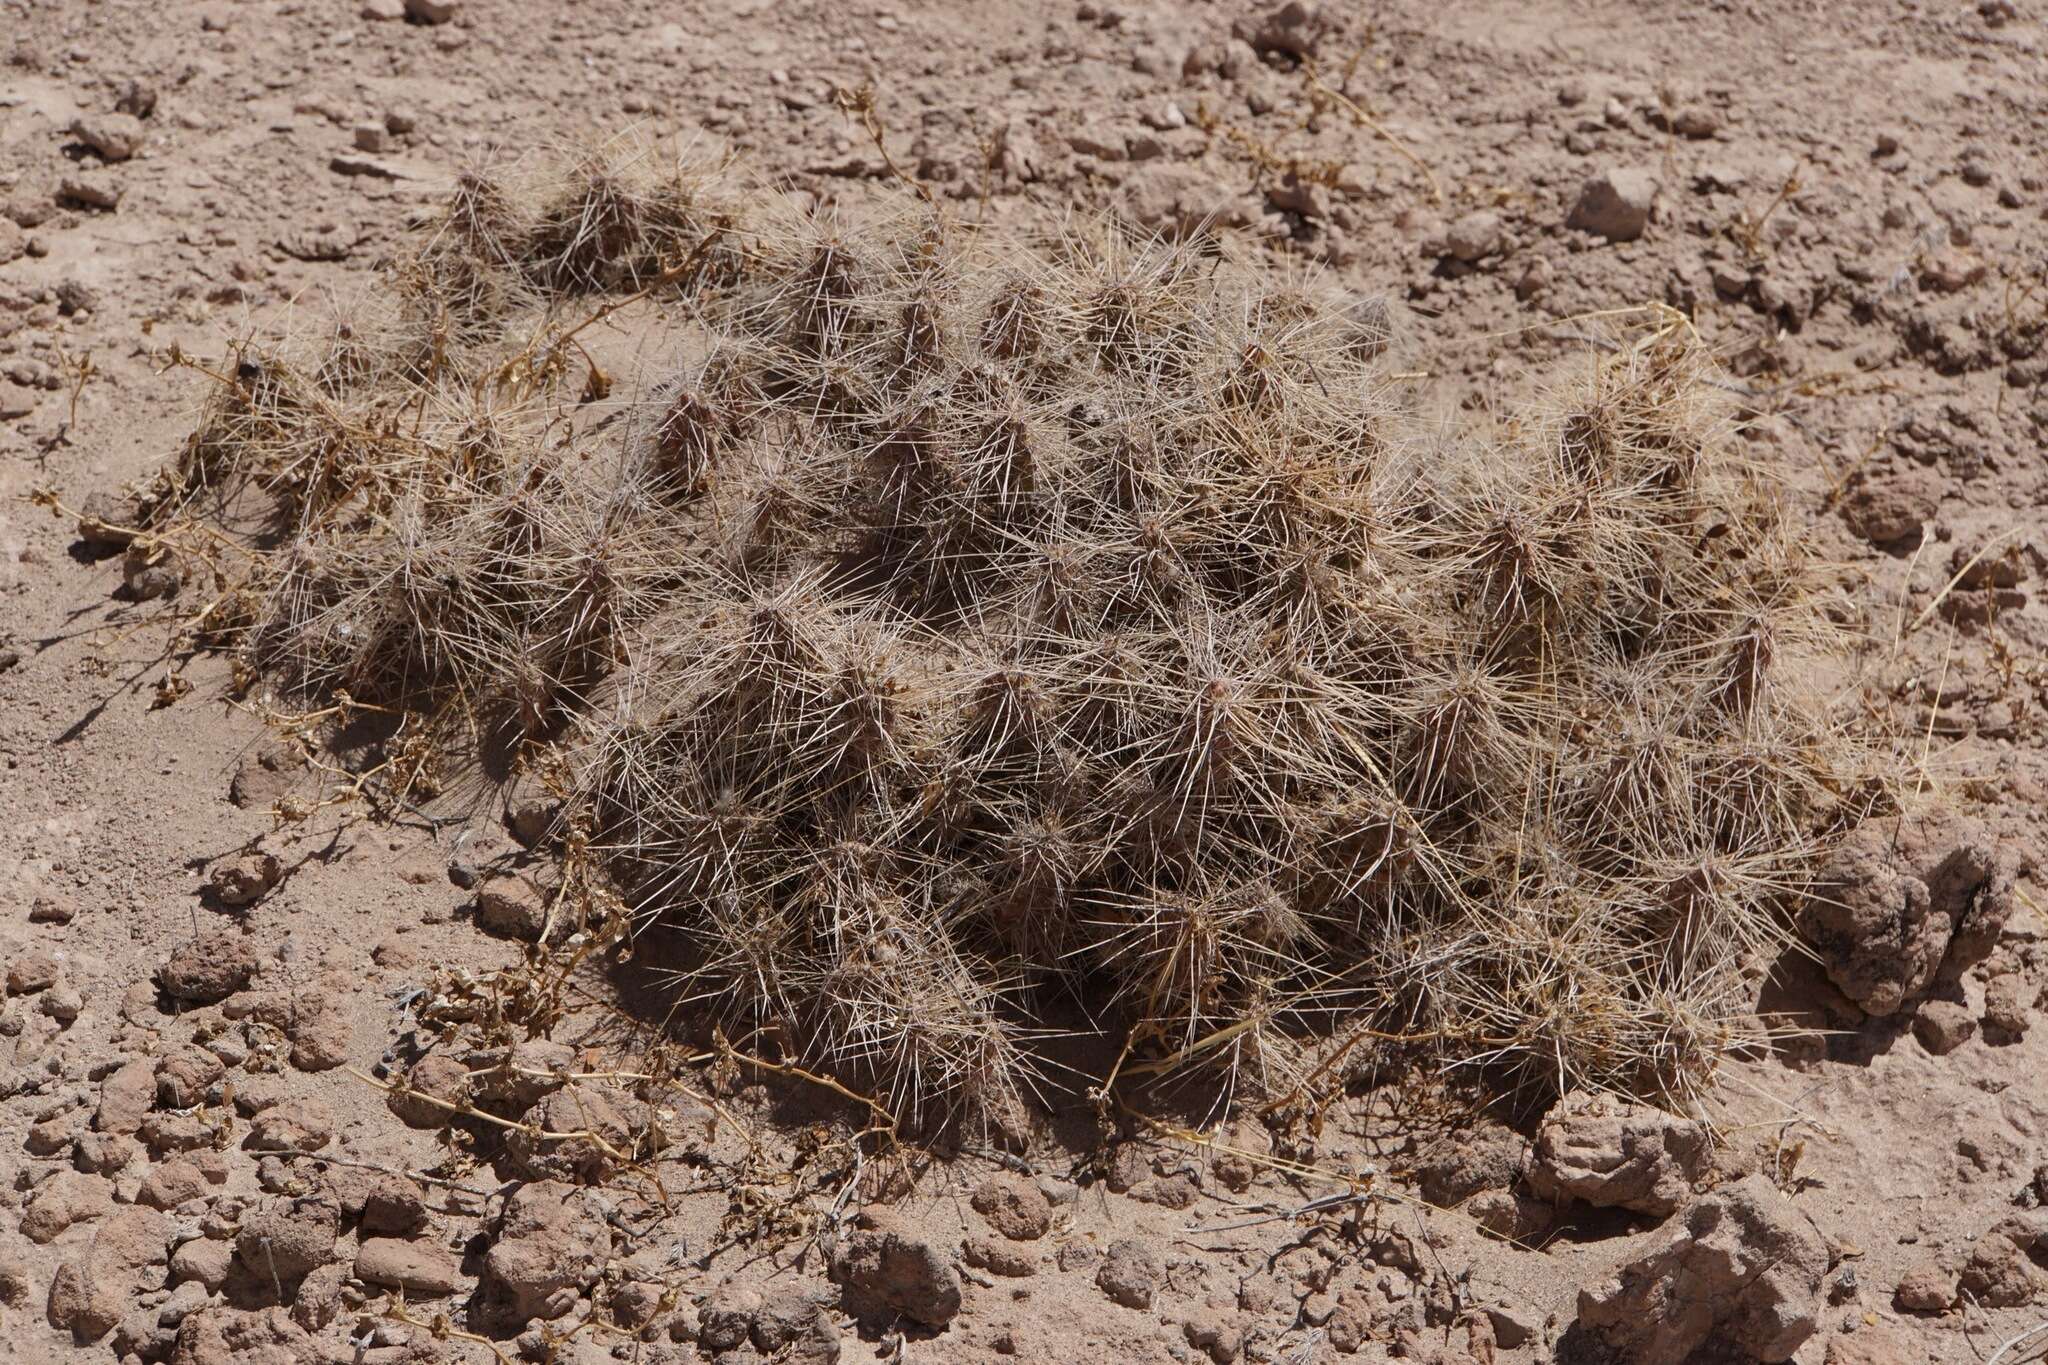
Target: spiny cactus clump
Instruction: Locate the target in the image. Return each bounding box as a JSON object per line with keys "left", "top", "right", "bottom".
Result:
{"left": 140, "top": 147, "right": 1882, "bottom": 1133}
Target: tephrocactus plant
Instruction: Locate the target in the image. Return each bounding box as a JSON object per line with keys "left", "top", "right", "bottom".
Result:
{"left": 124, "top": 138, "right": 1885, "bottom": 1134}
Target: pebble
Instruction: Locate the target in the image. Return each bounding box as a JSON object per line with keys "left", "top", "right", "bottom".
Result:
{"left": 58, "top": 174, "right": 124, "bottom": 211}
{"left": 1913, "top": 999, "right": 1977, "bottom": 1055}
{"left": 1567, "top": 167, "right": 1657, "bottom": 241}
{"left": 7, "top": 950, "right": 59, "bottom": 995}
{"left": 1445, "top": 209, "right": 1503, "bottom": 262}
{"left": 29, "top": 894, "right": 78, "bottom": 924}
{"left": 70, "top": 112, "right": 146, "bottom": 162}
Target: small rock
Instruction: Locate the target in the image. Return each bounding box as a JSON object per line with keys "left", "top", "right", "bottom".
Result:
{"left": 47, "top": 1207, "right": 171, "bottom": 1341}
{"left": 1984, "top": 974, "right": 2030, "bottom": 1035}
{"left": 58, "top": 174, "right": 123, "bottom": 211}
{"left": 1121, "top": 163, "right": 1252, "bottom": 237}
{"left": 1445, "top": 210, "right": 1503, "bottom": 263}
{"left": 1799, "top": 813, "right": 2018, "bottom": 1015}
{"left": 1670, "top": 106, "right": 1722, "bottom": 139}
{"left": 69, "top": 112, "right": 145, "bottom": 162}
{"left": 208, "top": 850, "right": 282, "bottom": 908}
{"left": 1267, "top": 172, "right": 1328, "bottom": 218}
{"left": 73, "top": 1132, "right": 140, "bottom": 1175}
{"left": 140, "top": 1110, "right": 216, "bottom": 1156}
{"left": 387, "top": 1053, "right": 470, "bottom": 1128}
{"left": 229, "top": 742, "right": 304, "bottom": 808}
{"left": 30, "top": 893, "right": 78, "bottom": 924}
{"left": 361, "top": 0, "right": 406, "bottom": 17}
{"left": 472, "top": 1037, "right": 577, "bottom": 1110}
{"left": 404, "top": 0, "right": 459, "bottom": 23}
{"left": 1466, "top": 1187, "right": 1556, "bottom": 1242}
{"left": 26, "top": 1110, "right": 83, "bottom": 1155}
{"left": 1839, "top": 469, "right": 1943, "bottom": 549}
{"left": 475, "top": 876, "right": 548, "bottom": 941}
{"left": 168, "top": 1237, "right": 234, "bottom": 1293}
{"left": 1414, "top": 1122, "right": 1531, "bottom": 1208}
{"left": 361, "top": 1175, "right": 429, "bottom": 1235}
{"left": 237, "top": 1197, "right": 338, "bottom": 1285}
{"left": 291, "top": 1262, "right": 349, "bottom": 1332}
{"left": 159, "top": 930, "right": 258, "bottom": 1004}
{"left": 1893, "top": 1257, "right": 1956, "bottom": 1312}
{"left": 156, "top": 1046, "right": 226, "bottom": 1108}
{"left": 700, "top": 1286, "right": 760, "bottom": 1351}
{"left": 827, "top": 1211, "right": 962, "bottom": 1327}
{"left": 1825, "top": 1323, "right": 1916, "bottom": 1365}
{"left": 1959, "top": 1231, "right": 2046, "bottom": 1307}
{"left": 1914, "top": 999, "right": 1976, "bottom": 1055}
{"left": 1096, "top": 1237, "right": 1162, "bottom": 1310}
{"left": 23, "top": 1170, "right": 114, "bottom": 1243}
{"left": 970, "top": 1174, "right": 1052, "bottom": 1241}
{"left": 96, "top": 1058, "right": 157, "bottom": 1135}
{"left": 355, "top": 1237, "right": 468, "bottom": 1298}
{"left": 962, "top": 1235, "right": 1037, "bottom": 1278}
{"left": 245, "top": 1098, "right": 334, "bottom": 1153}
{"left": 7, "top": 949, "right": 59, "bottom": 994}
{"left": 609, "top": 1279, "right": 666, "bottom": 1331}
{"left": 138, "top": 1160, "right": 213, "bottom": 1211}
{"left": 1484, "top": 1303, "right": 1541, "bottom": 1349}
{"left": 1528, "top": 1089, "right": 1707, "bottom": 1216}
{"left": 286, "top": 992, "right": 352, "bottom": 1072}
{"left": 41, "top": 984, "right": 83, "bottom": 1023}
{"left": 505, "top": 1082, "right": 634, "bottom": 1183}
{"left": 1578, "top": 1175, "right": 1826, "bottom": 1362}
{"left": 1234, "top": 1, "right": 1324, "bottom": 59}
{"left": 1183, "top": 1307, "right": 1245, "bottom": 1363}
{"left": 751, "top": 1290, "right": 839, "bottom": 1356}
{"left": 483, "top": 1181, "right": 612, "bottom": 1321}
{"left": 1566, "top": 167, "right": 1658, "bottom": 242}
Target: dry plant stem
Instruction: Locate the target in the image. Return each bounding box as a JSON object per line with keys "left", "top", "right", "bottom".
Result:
{"left": 832, "top": 82, "right": 936, "bottom": 207}
{"left": 1301, "top": 58, "right": 1443, "bottom": 204}
{"left": 348, "top": 1065, "right": 637, "bottom": 1164}
{"left": 284, "top": 1151, "right": 501, "bottom": 1200}
{"left": 1126, "top": 1106, "right": 1371, "bottom": 1192}
{"left": 1903, "top": 525, "right": 2020, "bottom": 638}
{"left": 1987, "top": 1322, "right": 2048, "bottom": 1365}
{"left": 381, "top": 1293, "right": 520, "bottom": 1365}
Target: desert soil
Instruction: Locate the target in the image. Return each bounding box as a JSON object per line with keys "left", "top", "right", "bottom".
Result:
{"left": 2, "top": 1, "right": 2047, "bottom": 1363}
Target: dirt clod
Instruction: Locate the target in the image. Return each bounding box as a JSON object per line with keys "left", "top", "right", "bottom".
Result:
{"left": 970, "top": 1173, "right": 1052, "bottom": 1241}
{"left": 1566, "top": 167, "right": 1657, "bottom": 241}
{"left": 158, "top": 931, "right": 258, "bottom": 1004}
{"left": 1096, "top": 1237, "right": 1163, "bottom": 1310}
{"left": 828, "top": 1211, "right": 962, "bottom": 1328}
{"left": 482, "top": 1180, "right": 612, "bottom": 1322}
{"left": 1577, "top": 1175, "right": 1827, "bottom": 1362}
{"left": 1528, "top": 1090, "right": 1708, "bottom": 1216}
{"left": 1800, "top": 814, "right": 2019, "bottom": 1015}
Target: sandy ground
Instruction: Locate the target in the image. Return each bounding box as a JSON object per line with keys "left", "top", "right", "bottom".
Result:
{"left": 2, "top": 1, "right": 2047, "bottom": 1363}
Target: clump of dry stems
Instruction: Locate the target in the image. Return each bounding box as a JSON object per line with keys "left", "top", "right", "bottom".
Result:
{"left": 132, "top": 140, "right": 1886, "bottom": 1134}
